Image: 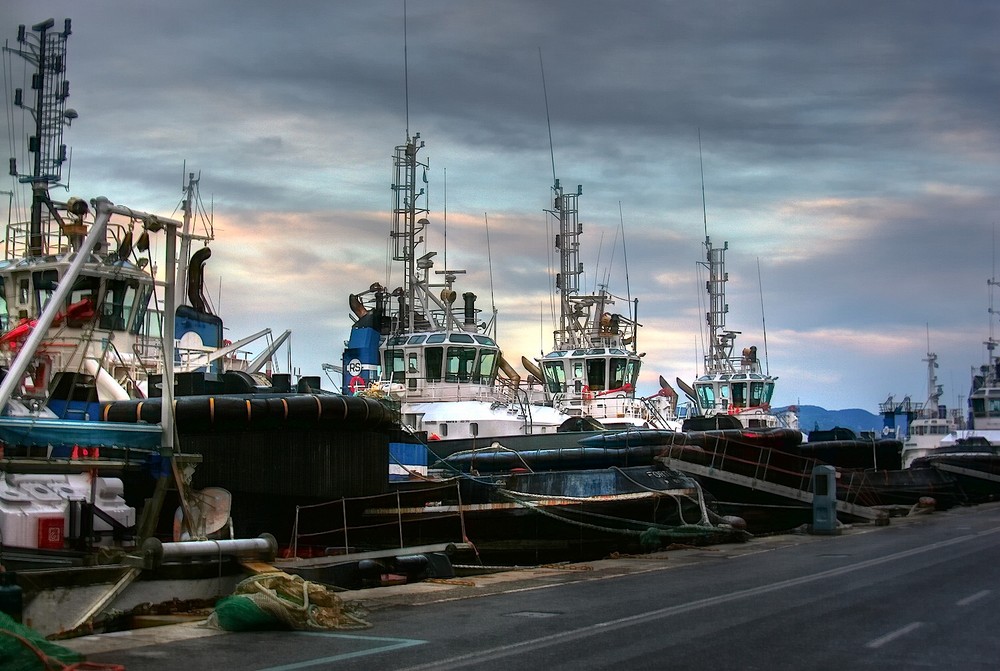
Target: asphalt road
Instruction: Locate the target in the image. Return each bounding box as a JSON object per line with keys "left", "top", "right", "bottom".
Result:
{"left": 77, "top": 502, "right": 1000, "bottom": 670}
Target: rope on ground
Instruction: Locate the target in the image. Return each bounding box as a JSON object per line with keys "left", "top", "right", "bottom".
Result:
{"left": 205, "top": 571, "right": 371, "bottom": 632}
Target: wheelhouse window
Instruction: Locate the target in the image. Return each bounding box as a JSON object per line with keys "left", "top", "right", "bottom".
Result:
{"left": 446, "top": 346, "right": 477, "bottom": 382}
{"left": 697, "top": 384, "right": 716, "bottom": 410}
{"left": 542, "top": 360, "right": 566, "bottom": 394}
{"left": 972, "top": 396, "right": 986, "bottom": 418}
{"left": 384, "top": 348, "right": 405, "bottom": 383}
{"left": 474, "top": 348, "right": 498, "bottom": 384}
{"left": 425, "top": 347, "right": 443, "bottom": 382}
{"left": 99, "top": 279, "right": 139, "bottom": 331}
{"left": 131, "top": 285, "right": 154, "bottom": 335}
{"left": 31, "top": 270, "right": 58, "bottom": 313}
{"left": 750, "top": 381, "right": 767, "bottom": 406}
{"left": 586, "top": 358, "right": 606, "bottom": 391}
{"left": 731, "top": 382, "right": 747, "bottom": 408}
{"left": 609, "top": 358, "right": 629, "bottom": 389}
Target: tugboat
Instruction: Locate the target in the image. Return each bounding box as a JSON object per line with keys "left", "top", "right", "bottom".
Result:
{"left": 676, "top": 234, "right": 791, "bottom": 433}
{"left": 909, "top": 278, "right": 1000, "bottom": 498}
{"left": 341, "top": 132, "right": 570, "bottom": 447}
{"left": 895, "top": 350, "right": 964, "bottom": 468}
{"left": 0, "top": 23, "right": 288, "bottom": 418}
{"left": 520, "top": 178, "right": 679, "bottom": 432}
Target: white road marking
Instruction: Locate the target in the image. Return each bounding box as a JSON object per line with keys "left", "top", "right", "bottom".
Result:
{"left": 956, "top": 589, "right": 991, "bottom": 606}
{"left": 865, "top": 622, "right": 923, "bottom": 649}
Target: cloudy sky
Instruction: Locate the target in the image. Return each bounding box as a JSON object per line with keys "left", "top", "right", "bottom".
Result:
{"left": 3, "top": 0, "right": 998, "bottom": 415}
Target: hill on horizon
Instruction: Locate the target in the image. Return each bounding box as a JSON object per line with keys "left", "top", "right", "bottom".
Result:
{"left": 776, "top": 404, "right": 883, "bottom": 437}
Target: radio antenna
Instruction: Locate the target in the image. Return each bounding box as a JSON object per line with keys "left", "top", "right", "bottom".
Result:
{"left": 539, "top": 48, "right": 557, "bottom": 185}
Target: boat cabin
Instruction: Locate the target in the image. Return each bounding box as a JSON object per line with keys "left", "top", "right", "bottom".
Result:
{"left": 380, "top": 330, "right": 501, "bottom": 400}
{"left": 969, "top": 364, "right": 1000, "bottom": 430}
{"left": 693, "top": 372, "right": 775, "bottom": 415}
{"left": 540, "top": 347, "right": 640, "bottom": 398}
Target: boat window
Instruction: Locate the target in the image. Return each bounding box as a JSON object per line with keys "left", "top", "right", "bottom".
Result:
{"left": 439, "top": 423, "right": 448, "bottom": 437}
{"left": 426, "top": 334, "right": 447, "bottom": 344}
{"left": 470, "top": 422, "right": 479, "bottom": 437}
{"left": 572, "top": 360, "right": 584, "bottom": 384}
{"left": 473, "top": 335, "right": 496, "bottom": 346}
{"left": 990, "top": 398, "right": 1000, "bottom": 418}
{"left": 697, "top": 383, "right": 716, "bottom": 410}
{"left": 99, "top": 279, "right": 134, "bottom": 331}
{"left": 761, "top": 381, "right": 775, "bottom": 405}
{"left": 625, "top": 358, "right": 640, "bottom": 387}
{"left": 388, "top": 335, "right": 408, "bottom": 346}
{"left": 131, "top": 285, "right": 154, "bottom": 335}
{"left": 0, "top": 277, "right": 6, "bottom": 331}
{"left": 449, "top": 333, "right": 475, "bottom": 344}
{"left": 425, "top": 346, "right": 443, "bottom": 382}
{"left": 572, "top": 349, "right": 587, "bottom": 356}
{"left": 474, "top": 348, "right": 498, "bottom": 384}
{"left": 31, "top": 269, "right": 59, "bottom": 313}
{"left": 587, "top": 348, "right": 604, "bottom": 355}
{"left": 972, "top": 397, "right": 986, "bottom": 417}
{"left": 586, "top": 358, "right": 606, "bottom": 391}
{"left": 446, "top": 346, "right": 476, "bottom": 382}
{"left": 542, "top": 360, "right": 565, "bottom": 394}
{"left": 17, "top": 277, "right": 29, "bottom": 309}
{"left": 750, "top": 381, "right": 766, "bottom": 406}
{"left": 383, "top": 349, "right": 405, "bottom": 383}
{"left": 609, "top": 358, "right": 629, "bottom": 389}
{"left": 407, "top": 335, "right": 426, "bottom": 344}
{"left": 731, "top": 382, "right": 747, "bottom": 408}
{"left": 407, "top": 353, "right": 418, "bottom": 375}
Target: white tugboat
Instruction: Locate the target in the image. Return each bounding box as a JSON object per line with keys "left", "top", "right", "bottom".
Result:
{"left": 677, "top": 234, "right": 788, "bottom": 430}
{"left": 341, "top": 133, "right": 570, "bottom": 446}
{"left": 897, "top": 350, "right": 964, "bottom": 468}
{"left": 521, "top": 177, "right": 679, "bottom": 431}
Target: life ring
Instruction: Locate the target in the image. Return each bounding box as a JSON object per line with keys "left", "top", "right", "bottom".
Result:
{"left": 348, "top": 375, "right": 366, "bottom": 394}
{"left": 582, "top": 385, "right": 593, "bottom": 402}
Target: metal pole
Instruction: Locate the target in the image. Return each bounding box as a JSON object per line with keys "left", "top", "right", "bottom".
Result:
{"left": 397, "top": 490, "right": 403, "bottom": 548}
{"left": 341, "top": 497, "right": 349, "bottom": 553}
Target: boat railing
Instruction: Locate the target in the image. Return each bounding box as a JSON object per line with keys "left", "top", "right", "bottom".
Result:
{"left": 679, "top": 435, "right": 885, "bottom": 505}
{"left": 5, "top": 211, "right": 134, "bottom": 261}
{"left": 287, "top": 480, "right": 469, "bottom": 559}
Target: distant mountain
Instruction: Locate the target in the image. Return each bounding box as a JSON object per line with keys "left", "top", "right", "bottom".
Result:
{"left": 776, "top": 405, "right": 883, "bottom": 437}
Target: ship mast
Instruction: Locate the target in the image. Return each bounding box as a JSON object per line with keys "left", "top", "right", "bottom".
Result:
{"left": 390, "top": 134, "right": 468, "bottom": 335}
{"left": 5, "top": 19, "right": 76, "bottom": 257}
{"left": 547, "top": 179, "right": 585, "bottom": 349}
{"left": 701, "top": 236, "right": 739, "bottom": 374}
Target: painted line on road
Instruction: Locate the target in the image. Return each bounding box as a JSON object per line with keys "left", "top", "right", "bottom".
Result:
{"left": 956, "top": 589, "right": 991, "bottom": 607}
{"left": 257, "top": 632, "right": 426, "bottom": 671}
{"left": 865, "top": 622, "right": 923, "bottom": 649}
{"left": 396, "top": 526, "right": 1000, "bottom": 671}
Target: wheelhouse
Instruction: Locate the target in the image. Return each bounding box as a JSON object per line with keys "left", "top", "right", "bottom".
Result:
{"left": 540, "top": 347, "right": 640, "bottom": 396}
{"left": 382, "top": 331, "right": 500, "bottom": 393}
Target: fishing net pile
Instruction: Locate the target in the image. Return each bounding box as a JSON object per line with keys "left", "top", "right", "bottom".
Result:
{"left": 207, "top": 572, "right": 370, "bottom": 632}
{"left": 0, "top": 611, "right": 124, "bottom": 671}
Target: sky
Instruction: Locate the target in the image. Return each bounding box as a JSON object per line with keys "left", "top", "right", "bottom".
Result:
{"left": 2, "top": 0, "right": 999, "bottom": 414}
